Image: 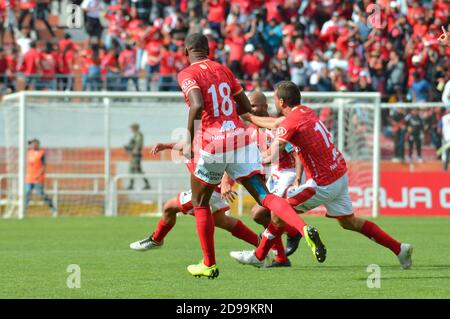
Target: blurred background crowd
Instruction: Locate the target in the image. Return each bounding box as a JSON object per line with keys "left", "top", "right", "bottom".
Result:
{"left": 0, "top": 0, "right": 449, "bottom": 163}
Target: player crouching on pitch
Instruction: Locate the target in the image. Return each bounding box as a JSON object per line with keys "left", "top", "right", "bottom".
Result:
{"left": 230, "top": 81, "right": 413, "bottom": 270}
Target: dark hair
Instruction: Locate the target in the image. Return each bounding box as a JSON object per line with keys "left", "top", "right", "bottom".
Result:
{"left": 64, "top": 33, "right": 71, "bottom": 39}
{"left": 275, "top": 81, "right": 301, "bottom": 106}
{"left": 45, "top": 42, "right": 53, "bottom": 53}
{"left": 185, "top": 33, "right": 209, "bottom": 54}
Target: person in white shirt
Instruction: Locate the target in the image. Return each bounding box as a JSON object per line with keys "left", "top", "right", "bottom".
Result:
{"left": 439, "top": 109, "right": 450, "bottom": 171}
{"left": 81, "top": 0, "right": 104, "bottom": 45}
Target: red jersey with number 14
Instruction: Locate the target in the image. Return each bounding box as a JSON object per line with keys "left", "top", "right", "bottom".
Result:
{"left": 277, "top": 105, "right": 347, "bottom": 186}
{"left": 177, "top": 59, "right": 249, "bottom": 154}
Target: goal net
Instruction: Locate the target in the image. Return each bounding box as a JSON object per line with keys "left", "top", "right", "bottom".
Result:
{"left": 0, "top": 91, "right": 380, "bottom": 218}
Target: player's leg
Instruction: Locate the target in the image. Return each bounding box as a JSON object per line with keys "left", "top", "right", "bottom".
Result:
{"left": 336, "top": 215, "right": 412, "bottom": 269}
{"left": 251, "top": 204, "right": 290, "bottom": 267}
{"left": 325, "top": 174, "right": 412, "bottom": 269}
{"left": 264, "top": 170, "right": 303, "bottom": 257}
{"left": 213, "top": 211, "right": 259, "bottom": 247}
{"left": 129, "top": 195, "right": 180, "bottom": 251}
{"left": 231, "top": 174, "right": 326, "bottom": 266}
{"left": 207, "top": 191, "right": 259, "bottom": 247}
{"left": 251, "top": 204, "right": 271, "bottom": 226}
{"left": 186, "top": 174, "right": 220, "bottom": 278}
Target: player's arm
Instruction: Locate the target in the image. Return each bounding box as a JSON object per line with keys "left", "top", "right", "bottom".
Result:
{"left": 293, "top": 151, "right": 303, "bottom": 187}
{"left": 262, "top": 138, "right": 288, "bottom": 165}
{"left": 220, "top": 172, "right": 237, "bottom": 202}
{"left": 151, "top": 142, "right": 179, "bottom": 155}
{"left": 242, "top": 113, "right": 286, "bottom": 129}
{"left": 233, "top": 90, "right": 252, "bottom": 115}
{"left": 186, "top": 89, "right": 204, "bottom": 159}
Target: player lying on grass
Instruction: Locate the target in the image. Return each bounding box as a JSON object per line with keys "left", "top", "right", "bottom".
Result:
{"left": 129, "top": 143, "right": 260, "bottom": 254}
{"left": 246, "top": 91, "right": 304, "bottom": 267}
{"left": 178, "top": 33, "right": 326, "bottom": 279}
{"left": 231, "top": 81, "right": 413, "bottom": 270}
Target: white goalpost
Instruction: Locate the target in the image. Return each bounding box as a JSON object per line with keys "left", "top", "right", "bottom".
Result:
{"left": 0, "top": 91, "right": 381, "bottom": 219}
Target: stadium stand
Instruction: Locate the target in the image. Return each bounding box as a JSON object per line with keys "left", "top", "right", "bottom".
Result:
{"left": 0, "top": 0, "right": 449, "bottom": 163}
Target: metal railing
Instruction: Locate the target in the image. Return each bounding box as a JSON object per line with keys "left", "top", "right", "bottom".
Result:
{"left": 109, "top": 173, "right": 187, "bottom": 217}
{"left": 0, "top": 173, "right": 105, "bottom": 217}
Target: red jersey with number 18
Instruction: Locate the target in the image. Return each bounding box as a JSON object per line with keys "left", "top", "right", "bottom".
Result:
{"left": 276, "top": 105, "right": 347, "bottom": 186}
{"left": 177, "top": 59, "right": 250, "bottom": 154}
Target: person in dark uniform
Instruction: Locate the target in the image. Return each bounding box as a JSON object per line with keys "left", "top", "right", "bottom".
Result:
{"left": 125, "top": 123, "right": 151, "bottom": 190}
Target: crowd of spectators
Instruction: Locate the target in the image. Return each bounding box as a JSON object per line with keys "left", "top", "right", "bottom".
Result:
{"left": 0, "top": 0, "right": 449, "bottom": 162}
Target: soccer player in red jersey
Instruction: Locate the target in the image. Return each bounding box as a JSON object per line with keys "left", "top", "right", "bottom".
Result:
{"left": 129, "top": 143, "right": 260, "bottom": 252}
{"left": 232, "top": 81, "right": 413, "bottom": 269}
{"left": 178, "top": 34, "right": 325, "bottom": 278}
{"left": 247, "top": 91, "right": 303, "bottom": 267}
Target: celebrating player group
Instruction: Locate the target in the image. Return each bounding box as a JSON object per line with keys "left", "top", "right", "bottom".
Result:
{"left": 130, "top": 33, "right": 413, "bottom": 279}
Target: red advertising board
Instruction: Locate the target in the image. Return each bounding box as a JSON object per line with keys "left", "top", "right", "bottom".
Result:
{"left": 349, "top": 172, "right": 450, "bottom": 216}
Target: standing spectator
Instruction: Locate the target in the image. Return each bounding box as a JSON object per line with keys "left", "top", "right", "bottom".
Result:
{"left": 57, "top": 41, "right": 75, "bottom": 91}
{"left": 35, "top": 0, "right": 55, "bottom": 39}
{"left": 37, "top": 42, "right": 57, "bottom": 90}
{"left": 439, "top": 108, "right": 450, "bottom": 171}
{"left": 25, "top": 138, "right": 57, "bottom": 216}
{"left": 83, "top": 43, "right": 102, "bottom": 91}
{"left": 104, "top": 7, "right": 129, "bottom": 50}
{"left": 290, "top": 56, "right": 310, "bottom": 90}
{"left": 124, "top": 123, "right": 151, "bottom": 190}
{"left": 442, "top": 75, "right": 450, "bottom": 107}
{"left": 225, "top": 24, "right": 252, "bottom": 78}
{"left": 20, "top": 40, "right": 39, "bottom": 90}
{"left": 263, "top": 18, "right": 283, "bottom": 56}
{"left": 131, "top": 0, "right": 151, "bottom": 22}
{"left": 81, "top": 0, "right": 104, "bottom": 45}
{"left": 410, "top": 72, "right": 431, "bottom": 102}
{"left": 4, "top": 47, "right": 18, "bottom": 92}
{"left": 311, "top": 68, "right": 333, "bottom": 92}
{"left": 103, "top": 46, "right": 121, "bottom": 91}
{"left": 205, "top": 0, "right": 226, "bottom": 36}
{"left": 144, "top": 29, "right": 162, "bottom": 91}
{"left": 390, "top": 108, "right": 406, "bottom": 162}
{"left": 119, "top": 43, "right": 139, "bottom": 91}
{"left": 0, "top": 0, "right": 17, "bottom": 47}
{"left": 18, "top": 0, "right": 36, "bottom": 35}
{"left": 241, "top": 44, "right": 263, "bottom": 80}
{"left": 424, "top": 108, "right": 441, "bottom": 151}
{"left": 386, "top": 51, "right": 405, "bottom": 94}
{"left": 405, "top": 108, "right": 424, "bottom": 162}
{"left": 158, "top": 45, "right": 176, "bottom": 91}
{"left": 0, "top": 48, "right": 7, "bottom": 92}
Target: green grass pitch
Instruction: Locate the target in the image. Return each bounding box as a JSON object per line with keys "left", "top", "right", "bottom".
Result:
{"left": 1, "top": 215, "right": 449, "bottom": 298}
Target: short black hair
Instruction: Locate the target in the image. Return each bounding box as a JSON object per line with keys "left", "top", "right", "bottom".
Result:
{"left": 275, "top": 81, "right": 301, "bottom": 106}
{"left": 185, "top": 33, "right": 209, "bottom": 54}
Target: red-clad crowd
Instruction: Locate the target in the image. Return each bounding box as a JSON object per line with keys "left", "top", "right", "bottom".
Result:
{"left": 0, "top": 0, "right": 449, "bottom": 162}
{"left": 0, "top": 0, "right": 449, "bottom": 96}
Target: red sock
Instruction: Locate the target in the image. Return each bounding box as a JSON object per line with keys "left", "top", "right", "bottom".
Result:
{"left": 255, "top": 223, "right": 284, "bottom": 260}
{"left": 360, "top": 220, "right": 401, "bottom": 255}
{"left": 284, "top": 224, "right": 300, "bottom": 238}
{"left": 262, "top": 194, "right": 306, "bottom": 236}
{"left": 152, "top": 219, "right": 175, "bottom": 242}
{"left": 194, "top": 206, "right": 216, "bottom": 266}
{"left": 272, "top": 236, "right": 288, "bottom": 263}
{"left": 230, "top": 220, "right": 259, "bottom": 247}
